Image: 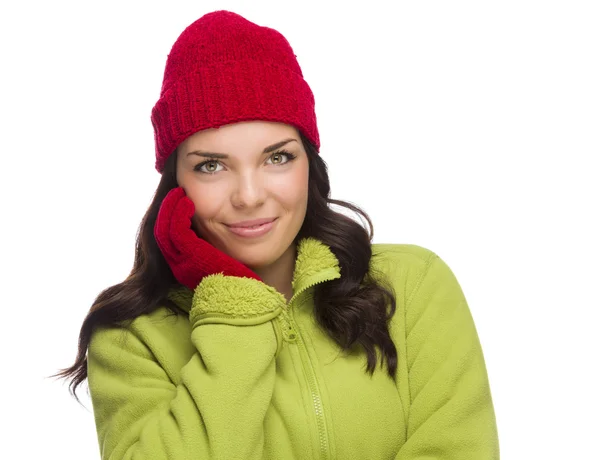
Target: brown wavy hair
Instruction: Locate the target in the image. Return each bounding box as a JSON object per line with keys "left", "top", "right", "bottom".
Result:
{"left": 52, "top": 132, "right": 398, "bottom": 403}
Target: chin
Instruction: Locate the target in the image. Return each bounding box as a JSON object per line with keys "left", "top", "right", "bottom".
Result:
{"left": 233, "top": 250, "right": 277, "bottom": 269}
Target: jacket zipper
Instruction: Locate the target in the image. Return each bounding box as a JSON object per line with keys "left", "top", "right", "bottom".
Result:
{"left": 287, "top": 277, "right": 335, "bottom": 460}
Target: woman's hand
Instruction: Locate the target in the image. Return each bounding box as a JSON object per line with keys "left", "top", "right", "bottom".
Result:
{"left": 154, "top": 187, "right": 261, "bottom": 290}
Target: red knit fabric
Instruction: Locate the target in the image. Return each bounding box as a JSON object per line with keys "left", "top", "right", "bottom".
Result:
{"left": 151, "top": 10, "right": 320, "bottom": 173}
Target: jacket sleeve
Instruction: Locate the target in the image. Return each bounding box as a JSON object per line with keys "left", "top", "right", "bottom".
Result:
{"left": 395, "top": 253, "right": 500, "bottom": 459}
{"left": 87, "top": 274, "right": 290, "bottom": 460}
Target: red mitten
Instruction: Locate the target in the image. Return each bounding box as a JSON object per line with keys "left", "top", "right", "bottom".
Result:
{"left": 154, "top": 187, "right": 262, "bottom": 290}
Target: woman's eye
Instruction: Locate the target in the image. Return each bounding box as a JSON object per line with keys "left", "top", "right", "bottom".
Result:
{"left": 195, "top": 160, "right": 223, "bottom": 174}
{"left": 269, "top": 153, "right": 285, "bottom": 164}
{"left": 267, "top": 150, "right": 296, "bottom": 165}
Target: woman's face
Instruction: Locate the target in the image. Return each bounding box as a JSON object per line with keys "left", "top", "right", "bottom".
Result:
{"left": 175, "top": 121, "right": 309, "bottom": 269}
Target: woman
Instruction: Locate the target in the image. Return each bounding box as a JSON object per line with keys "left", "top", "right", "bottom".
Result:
{"left": 56, "top": 10, "right": 500, "bottom": 459}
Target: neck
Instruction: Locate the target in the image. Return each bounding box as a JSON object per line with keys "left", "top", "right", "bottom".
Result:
{"left": 252, "top": 242, "right": 297, "bottom": 302}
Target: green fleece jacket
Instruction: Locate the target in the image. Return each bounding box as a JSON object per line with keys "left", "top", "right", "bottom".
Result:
{"left": 87, "top": 237, "right": 500, "bottom": 459}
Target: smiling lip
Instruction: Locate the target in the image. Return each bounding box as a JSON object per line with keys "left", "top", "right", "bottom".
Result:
{"left": 225, "top": 218, "right": 277, "bottom": 238}
{"left": 226, "top": 217, "right": 277, "bottom": 228}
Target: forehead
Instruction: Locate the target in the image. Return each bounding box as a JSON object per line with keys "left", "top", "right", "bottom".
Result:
{"left": 180, "top": 121, "right": 299, "bottom": 152}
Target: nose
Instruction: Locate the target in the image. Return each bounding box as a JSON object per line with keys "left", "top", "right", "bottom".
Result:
{"left": 231, "top": 172, "right": 267, "bottom": 209}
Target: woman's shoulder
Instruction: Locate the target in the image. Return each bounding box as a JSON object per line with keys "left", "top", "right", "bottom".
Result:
{"left": 368, "top": 242, "right": 461, "bottom": 309}
{"left": 88, "top": 300, "right": 192, "bottom": 361}
{"left": 370, "top": 242, "right": 439, "bottom": 280}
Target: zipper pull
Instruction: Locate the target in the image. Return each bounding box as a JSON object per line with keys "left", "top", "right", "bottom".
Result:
{"left": 276, "top": 309, "right": 298, "bottom": 343}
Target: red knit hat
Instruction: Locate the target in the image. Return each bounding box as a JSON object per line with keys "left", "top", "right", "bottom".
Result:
{"left": 151, "top": 10, "right": 320, "bottom": 173}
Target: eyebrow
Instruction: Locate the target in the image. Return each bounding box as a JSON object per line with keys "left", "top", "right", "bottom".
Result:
{"left": 186, "top": 138, "right": 298, "bottom": 159}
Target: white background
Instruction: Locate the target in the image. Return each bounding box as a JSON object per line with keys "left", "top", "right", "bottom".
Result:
{"left": 1, "top": 0, "right": 598, "bottom": 458}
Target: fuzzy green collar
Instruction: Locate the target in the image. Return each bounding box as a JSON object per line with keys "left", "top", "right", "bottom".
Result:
{"left": 166, "top": 236, "right": 341, "bottom": 313}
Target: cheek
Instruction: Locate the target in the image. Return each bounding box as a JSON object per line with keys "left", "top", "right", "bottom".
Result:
{"left": 272, "top": 169, "right": 309, "bottom": 209}
{"left": 187, "top": 184, "right": 227, "bottom": 222}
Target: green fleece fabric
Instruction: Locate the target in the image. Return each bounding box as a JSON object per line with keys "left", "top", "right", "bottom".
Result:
{"left": 87, "top": 237, "right": 500, "bottom": 459}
